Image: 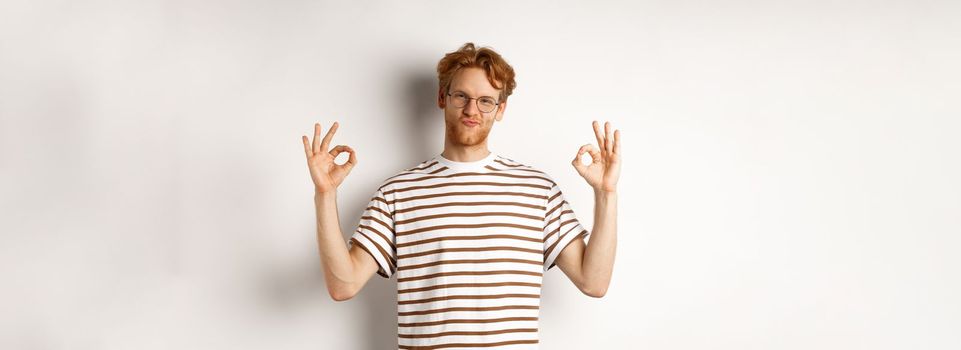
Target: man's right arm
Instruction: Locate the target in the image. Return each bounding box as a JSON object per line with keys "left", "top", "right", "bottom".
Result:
{"left": 314, "top": 189, "right": 379, "bottom": 301}
{"left": 302, "top": 121, "right": 378, "bottom": 301}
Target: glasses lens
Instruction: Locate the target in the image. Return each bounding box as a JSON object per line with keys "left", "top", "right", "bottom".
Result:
{"left": 478, "top": 98, "right": 497, "bottom": 113}
{"left": 449, "top": 91, "right": 497, "bottom": 113}
{"left": 451, "top": 92, "right": 468, "bottom": 108}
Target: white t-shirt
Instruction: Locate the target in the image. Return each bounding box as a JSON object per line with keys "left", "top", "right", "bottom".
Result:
{"left": 348, "top": 151, "right": 589, "bottom": 349}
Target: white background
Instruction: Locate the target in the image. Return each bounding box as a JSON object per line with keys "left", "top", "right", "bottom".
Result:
{"left": 2, "top": 0, "right": 959, "bottom": 349}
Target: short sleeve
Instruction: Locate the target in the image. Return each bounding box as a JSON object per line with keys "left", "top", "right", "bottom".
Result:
{"left": 542, "top": 182, "right": 590, "bottom": 271}
{"left": 347, "top": 188, "right": 397, "bottom": 278}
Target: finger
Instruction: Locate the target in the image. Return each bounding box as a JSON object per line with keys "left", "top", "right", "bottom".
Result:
{"left": 604, "top": 121, "right": 613, "bottom": 153}
{"left": 329, "top": 144, "right": 350, "bottom": 160}
{"left": 302, "top": 135, "right": 313, "bottom": 158}
{"left": 588, "top": 147, "right": 603, "bottom": 163}
{"left": 333, "top": 146, "right": 357, "bottom": 172}
{"left": 572, "top": 144, "right": 591, "bottom": 172}
{"left": 320, "top": 121, "right": 339, "bottom": 152}
{"left": 613, "top": 129, "right": 621, "bottom": 155}
{"left": 572, "top": 144, "right": 590, "bottom": 161}
{"left": 332, "top": 145, "right": 357, "bottom": 165}
{"left": 346, "top": 146, "right": 358, "bottom": 168}
{"left": 577, "top": 144, "right": 602, "bottom": 163}
{"left": 329, "top": 144, "right": 358, "bottom": 167}
{"left": 592, "top": 120, "right": 605, "bottom": 149}
{"left": 312, "top": 123, "right": 322, "bottom": 154}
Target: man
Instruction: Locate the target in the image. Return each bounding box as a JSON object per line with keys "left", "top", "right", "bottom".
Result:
{"left": 301, "top": 42, "right": 620, "bottom": 349}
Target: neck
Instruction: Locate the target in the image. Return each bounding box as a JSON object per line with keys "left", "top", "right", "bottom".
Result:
{"left": 441, "top": 140, "right": 491, "bottom": 162}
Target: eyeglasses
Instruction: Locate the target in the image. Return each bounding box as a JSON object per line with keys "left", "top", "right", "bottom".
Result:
{"left": 446, "top": 90, "right": 500, "bottom": 113}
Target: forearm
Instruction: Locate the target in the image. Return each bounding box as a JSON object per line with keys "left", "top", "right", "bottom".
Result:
{"left": 582, "top": 189, "right": 617, "bottom": 293}
{"left": 314, "top": 190, "right": 359, "bottom": 290}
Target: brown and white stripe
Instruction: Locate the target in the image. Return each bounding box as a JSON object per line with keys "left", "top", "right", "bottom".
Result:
{"left": 348, "top": 152, "right": 589, "bottom": 349}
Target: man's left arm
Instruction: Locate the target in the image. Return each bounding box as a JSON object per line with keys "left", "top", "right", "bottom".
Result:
{"left": 555, "top": 120, "right": 621, "bottom": 298}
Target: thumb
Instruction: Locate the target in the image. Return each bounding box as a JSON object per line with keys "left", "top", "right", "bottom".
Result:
{"left": 344, "top": 146, "right": 357, "bottom": 170}
{"left": 571, "top": 144, "right": 591, "bottom": 175}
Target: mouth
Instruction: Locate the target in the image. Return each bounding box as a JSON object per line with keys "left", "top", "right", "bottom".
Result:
{"left": 461, "top": 119, "right": 480, "bottom": 127}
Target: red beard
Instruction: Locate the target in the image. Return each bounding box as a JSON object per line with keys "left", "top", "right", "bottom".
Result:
{"left": 446, "top": 119, "right": 491, "bottom": 146}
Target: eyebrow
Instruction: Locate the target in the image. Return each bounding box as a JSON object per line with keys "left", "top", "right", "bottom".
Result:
{"left": 450, "top": 89, "right": 498, "bottom": 100}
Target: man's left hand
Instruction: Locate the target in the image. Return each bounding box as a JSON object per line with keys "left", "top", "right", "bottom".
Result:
{"left": 572, "top": 120, "right": 621, "bottom": 193}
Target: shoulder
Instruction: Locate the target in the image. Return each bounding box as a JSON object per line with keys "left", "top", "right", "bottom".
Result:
{"left": 488, "top": 154, "right": 558, "bottom": 188}
{"left": 374, "top": 157, "right": 446, "bottom": 193}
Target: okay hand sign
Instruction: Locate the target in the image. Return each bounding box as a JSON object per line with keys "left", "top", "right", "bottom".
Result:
{"left": 572, "top": 120, "right": 621, "bottom": 193}
{"left": 302, "top": 122, "right": 357, "bottom": 193}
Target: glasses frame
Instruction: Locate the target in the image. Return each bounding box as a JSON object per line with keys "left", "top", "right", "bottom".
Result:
{"left": 446, "top": 90, "right": 501, "bottom": 114}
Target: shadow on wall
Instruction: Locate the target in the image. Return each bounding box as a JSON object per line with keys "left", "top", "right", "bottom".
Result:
{"left": 346, "top": 69, "right": 440, "bottom": 349}
{"left": 258, "top": 70, "right": 439, "bottom": 350}
{"left": 402, "top": 69, "right": 442, "bottom": 160}
{"left": 352, "top": 273, "right": 399, "bottom": 349}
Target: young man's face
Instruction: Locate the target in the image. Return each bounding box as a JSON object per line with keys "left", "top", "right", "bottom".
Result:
{"left": 437, "top": 67, "right": 507, "bottom": 147}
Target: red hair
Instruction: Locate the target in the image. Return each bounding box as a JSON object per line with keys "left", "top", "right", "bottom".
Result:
{"left": 436, "top": 42, "right": 517, "bottom": 102}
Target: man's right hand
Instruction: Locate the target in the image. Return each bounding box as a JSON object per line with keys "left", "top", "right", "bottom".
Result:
{"left": 302, "top": 122, "right": 357, "bottom": 193}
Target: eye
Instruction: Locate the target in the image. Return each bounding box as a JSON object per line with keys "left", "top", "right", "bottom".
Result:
{"left": 452, "top": 91, "right": 467, "bottom": 99}
{"left": 479, "top": 97, "right": 496, "bottom": 106}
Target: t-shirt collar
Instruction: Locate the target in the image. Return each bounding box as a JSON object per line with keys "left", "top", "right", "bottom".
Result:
{"left": 435, "top": 151, "right": 497, "bottom": 172}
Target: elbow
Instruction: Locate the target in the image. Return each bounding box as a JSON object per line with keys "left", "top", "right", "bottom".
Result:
{"left": 580, "top": 281, "right": 609, "bottom": 298}
{"left": 582, "top": 287, "right": 608, "bottom": 298}
{"left": 327, "top": 285, "right": 358, "bottom": 302}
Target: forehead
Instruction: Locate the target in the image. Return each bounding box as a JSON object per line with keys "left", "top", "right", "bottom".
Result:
{"left": 450, "top": 67, "right": 500, "bottom": 97}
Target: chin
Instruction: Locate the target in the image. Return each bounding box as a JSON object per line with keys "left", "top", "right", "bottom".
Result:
{"left": 461, "top": 134, "right": 490, "bottom": 146}
{"left": 448, "top": 131, "right": 477, "bottom": 146}
{"left": 445, "top": 120, "right": 490, "bottom": 146}
{"left": 454, "top": 136, "right": 477, "bottom": 146}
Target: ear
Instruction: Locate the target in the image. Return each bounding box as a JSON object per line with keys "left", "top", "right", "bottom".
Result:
{"left": 437, "top": 87, "right": 447, "bottom": 109}
{"left": 494, "top": 100, "right": 507, "bottom": 121}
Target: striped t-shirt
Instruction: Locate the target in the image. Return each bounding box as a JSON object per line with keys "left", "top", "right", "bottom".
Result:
{"left": 348, "top": 151, "right": 590, "bottom": 350}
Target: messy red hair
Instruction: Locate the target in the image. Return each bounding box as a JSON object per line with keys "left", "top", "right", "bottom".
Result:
{"left": 437, "top": 42, "right": 517, "bottom": 102}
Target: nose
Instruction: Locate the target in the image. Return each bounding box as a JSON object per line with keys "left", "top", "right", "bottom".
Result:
{"left": 461, "top": 99, "right": 481, "bottom": 116}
